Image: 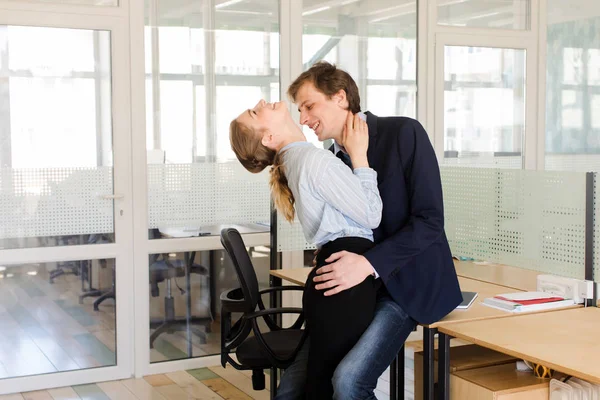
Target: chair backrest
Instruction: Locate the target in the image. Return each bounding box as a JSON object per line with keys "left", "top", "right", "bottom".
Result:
{"left": 220, "top": 227, "right": 260, "bottom": 312}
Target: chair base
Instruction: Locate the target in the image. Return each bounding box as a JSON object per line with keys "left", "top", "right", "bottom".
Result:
{"left": 93, "top": 290, "right": 115, "bottom": 311}
{"left": 79, "top": 288, "right": 104, "bottom": 304}
{"left": 149, "top": 317, "right": 212, "bottom": 348}
{"left": 49, "top": 263, "right": 80, "bottom": 283}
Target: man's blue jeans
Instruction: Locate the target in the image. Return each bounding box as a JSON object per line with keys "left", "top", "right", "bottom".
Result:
{"left": 275, "top": 292, "right": 417, "bottom": 400}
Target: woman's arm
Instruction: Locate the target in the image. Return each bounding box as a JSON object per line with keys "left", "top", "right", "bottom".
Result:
{"left": 315, "top": 160, "right": 382, "bottom": 229}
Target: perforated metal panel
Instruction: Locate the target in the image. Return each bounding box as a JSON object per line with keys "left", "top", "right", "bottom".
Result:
{"left": 148, "top": 163, "right": 270, "bottom": 229}
{"left": 545, "top": 154, "right": 600, "bottom": 283}
{"left": 276, "top": 216, "right": 315, "bottom": 252}
{"left": 0, "top": 167, "right": 114, "bottom": 239}
{"left": 442, "top": 167, "right": 587, "bottom": 279}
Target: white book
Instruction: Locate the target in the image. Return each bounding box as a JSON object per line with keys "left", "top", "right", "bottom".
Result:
{"left": 482, "top": 297, "right": 575, "bottom": 313}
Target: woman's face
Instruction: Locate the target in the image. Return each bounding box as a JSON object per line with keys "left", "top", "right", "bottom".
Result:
{"left": 236, "top": 99, "right": 288, "bottom": 136}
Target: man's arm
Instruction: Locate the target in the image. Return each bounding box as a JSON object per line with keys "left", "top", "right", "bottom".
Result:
{"left": 364, "top": 119, "right": 445, "bottom": 282}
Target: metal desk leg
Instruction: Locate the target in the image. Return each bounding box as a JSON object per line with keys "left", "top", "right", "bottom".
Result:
{"left": 390, "top": 356, "right": 397, "bottom": 400}
{"left": 438, "top": 333, "right": 451, "bottom": 400}
{"left": 184, "top": 252, "right": 195, "bottom": 357}
{"left": 389, "top": 344, "right": 405, "bottom": 400}
{"left": 423, "top": 327, "right": 437, "bottom": 400}
{"left": 398, "top": 344, "right": 405, "bottom": 399}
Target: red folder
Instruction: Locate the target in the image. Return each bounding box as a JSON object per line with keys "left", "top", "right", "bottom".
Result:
{"left": 494, "top": 295, "right": 564, "bottom": 305}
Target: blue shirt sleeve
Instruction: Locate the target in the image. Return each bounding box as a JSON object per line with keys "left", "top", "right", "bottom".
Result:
{"left": 314, "top": 157, "right": 383, "bottom": 230}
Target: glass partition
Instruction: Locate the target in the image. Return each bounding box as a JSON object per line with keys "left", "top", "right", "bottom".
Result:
{"left": 0, "top": 258, "right": 116, "bottom": 379}
{"left": 144, "top": 0, "right": 276, "bottom": 234}
{"left": 0, "top": 26, "right": 114, "bottom": 250}
{"left": 144, "top": 0, "right": 277, "bottom": 364}
{"left": 544, "top": 0, "right": 600, "bottom": 285}
{"left": 302, "top": 0, "right": 416, "bottom": 145}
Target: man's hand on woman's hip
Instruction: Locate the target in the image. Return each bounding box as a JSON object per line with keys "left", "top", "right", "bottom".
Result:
{"left": 313, "top": 251, "right": 374, "bottom": 296}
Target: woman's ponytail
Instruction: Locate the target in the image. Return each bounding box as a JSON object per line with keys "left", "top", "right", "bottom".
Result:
{"left": 269, "top": 152, "right": 295, "bottom": 222}
{"left": 230, "top": 118, "right": 295, "bottom": 222}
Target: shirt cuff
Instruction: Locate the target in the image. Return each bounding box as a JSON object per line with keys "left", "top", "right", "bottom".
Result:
{"left": 353, "top": 167, "right": 377, "bottom": 179}
{"left": 372, "top": 265, "right": 380, "bottom": 279}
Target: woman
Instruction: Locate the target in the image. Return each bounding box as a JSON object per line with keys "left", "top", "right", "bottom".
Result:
{"left": 230, "top": 99, "right": 382, "bottom": 399}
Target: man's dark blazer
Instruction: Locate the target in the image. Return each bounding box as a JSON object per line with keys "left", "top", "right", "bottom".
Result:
{"left": 338, "top": 111, "right": 462, "bottom": 325}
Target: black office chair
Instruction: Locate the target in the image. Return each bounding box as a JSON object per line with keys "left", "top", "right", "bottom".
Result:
{"left": 220, "top": 227, "right": 307, "bottom": 394}
{"left": 49, "top": 235, "right": 82, "bottom": 283}
{"left": 78, "top": 235, "right": 116, "bottom": 310}
{"left": 149, "top": 251, "right": 212, "bottom": 350}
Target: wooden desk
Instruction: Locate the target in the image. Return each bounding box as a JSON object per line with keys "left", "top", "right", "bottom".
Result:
{"left": 438, "top": 307, "right": 600, "bottom": 394}
{"left": 453, "top": 260, "right": 540, "bottom": 292}
{"left": 268, "top": 268, "right": 534, "bottom": 400}
{"left": 270, "top": 267, "right": 311, "bottom": 286}
{"left": 268, "top": 267, "right": 533, "bottom": 327}
{"left": 430, "top": 289, "right": 580, "bottom": 400}
{"left": 270, "top": 260, "right": 543, "bottom": 293}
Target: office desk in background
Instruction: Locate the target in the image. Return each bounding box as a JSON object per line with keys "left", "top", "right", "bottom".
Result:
{"left": 437, "top": 307, "right": 600, "bottom": 399}
{"left": 158, "top": 222, "right": 269, "bottom": 239}
{"left": 154, "top": 224, "right": 270, "bottom": 358}
{"left": 158, "top": 223, "right": 270, "bottom": 316}
{"left": 268, "top": 268, "right": 524, "bottom": 399}
{"left": 453, "top": 260, "right": 540, "bottom": 292}
{"left": 268, "top": 267, "right": 582, "bottom": 400}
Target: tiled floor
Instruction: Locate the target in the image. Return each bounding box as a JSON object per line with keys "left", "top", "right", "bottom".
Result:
{"left": 3, "top": 362, "right": 415, "bottom": 399}
{"left": 0, "top": 259, "right": 417, "bottom": 399}
{"left": 0, "top": 261, "right": 219, "bottom": 379}
{"left": 2, "top": 367, "right": 269, "bottom": 400}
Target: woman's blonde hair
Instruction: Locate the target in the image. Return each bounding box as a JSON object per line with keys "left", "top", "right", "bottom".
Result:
{"left": 229, "top": 118, "right": 295, "bottom": 222}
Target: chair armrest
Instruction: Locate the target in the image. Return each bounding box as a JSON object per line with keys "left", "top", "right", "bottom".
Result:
{"left": 243, "top": 307, "right": 303, "bottom": 320}
{"left": 259, "top": 286, "right": 304, "bottom": 295}
{"left": 246, "top": 307, "right": 305, "bottom": 332}
{"left": 257, "top": 287, "right": 305, "bottom": 331}
{"left": 220, "top": 288, "right": 252, "bottom": 313}
{"left": 248, "top": 313, "right": 308, "bottom": 369}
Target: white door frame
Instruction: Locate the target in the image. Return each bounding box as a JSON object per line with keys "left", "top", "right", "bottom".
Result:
{"left": 0, "top": 6, "right": 134, "bottom": 395}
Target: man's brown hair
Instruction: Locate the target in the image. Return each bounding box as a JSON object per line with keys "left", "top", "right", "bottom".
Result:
{"left": 287, "top": 61, "right": 361, "bottom": 114}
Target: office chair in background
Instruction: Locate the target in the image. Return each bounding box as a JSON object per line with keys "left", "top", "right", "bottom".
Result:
{"left": 148, "top": 246, "right": 213, "bottom": 351}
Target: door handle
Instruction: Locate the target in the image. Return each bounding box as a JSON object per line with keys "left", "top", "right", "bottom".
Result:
{"left": 100, "top": 194, "right": 125, "bottom": 200}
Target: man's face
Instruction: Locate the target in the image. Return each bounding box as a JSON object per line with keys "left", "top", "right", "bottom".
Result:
{"left": 294, "top": 82, "right": 348, "bottom": 143}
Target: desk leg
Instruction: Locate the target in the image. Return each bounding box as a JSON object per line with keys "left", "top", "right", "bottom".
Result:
{"left": 390, "top": 356, "right": 397, "bottom": 400}
{"left": 209, "top": 251, "right": 216, "bottom": 319}
{"left": 423, "top": 327, "right": 436, "bottom": 400}
{"left": 396, "top": 345, "right": 405, "bottom": 399}
{"left": 438, "top": 333, "right": 451, "bottom": 400}
{"left": 185, "top": 252, "right": 194, "bottom": 358}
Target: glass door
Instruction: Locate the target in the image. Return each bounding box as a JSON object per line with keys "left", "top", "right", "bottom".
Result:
{"left": 0, "top": 10, "right": 133, "bottom": 394}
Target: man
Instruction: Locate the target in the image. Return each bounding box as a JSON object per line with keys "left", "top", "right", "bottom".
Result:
{"left": 276, "top": 61, "right": 462, "bottom": 399}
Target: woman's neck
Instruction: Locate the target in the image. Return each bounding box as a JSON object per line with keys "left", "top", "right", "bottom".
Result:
{"left": 276, "top": 118, "right": 306, "bottom": 151}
